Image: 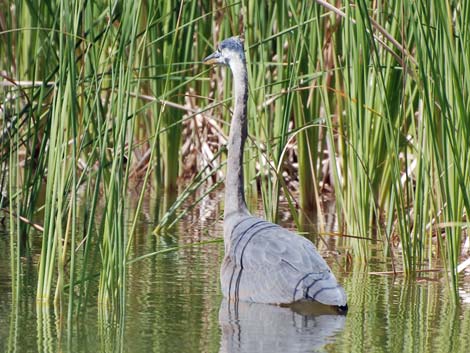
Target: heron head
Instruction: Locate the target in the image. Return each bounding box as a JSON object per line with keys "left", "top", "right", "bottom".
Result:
{"left": 203, "top": 36, "right": 245, "bottom": 66}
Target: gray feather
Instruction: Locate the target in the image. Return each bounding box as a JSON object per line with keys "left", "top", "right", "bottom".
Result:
{"left": 222, "top": 215, "right": 347, "bottom": 306}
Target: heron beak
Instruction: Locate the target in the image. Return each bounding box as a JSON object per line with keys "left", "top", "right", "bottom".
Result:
{"left": 203, "top": 51, "right": 222, "bottom": 65}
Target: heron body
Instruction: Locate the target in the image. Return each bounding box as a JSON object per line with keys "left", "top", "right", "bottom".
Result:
{"left": 204, "top": 36, "right": 347, "bottom": 311}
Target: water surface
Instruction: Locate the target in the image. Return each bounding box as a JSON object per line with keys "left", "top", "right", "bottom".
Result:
{"left": 1, "top": 197, "right": 470, "bottom": 353}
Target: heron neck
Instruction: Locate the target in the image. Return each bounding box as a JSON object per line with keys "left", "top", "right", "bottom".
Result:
{"left": 225, "top": 58, "right": 249, "bottom": 218}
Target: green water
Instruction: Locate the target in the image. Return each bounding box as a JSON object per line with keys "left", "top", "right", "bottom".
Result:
{"left": 1, "top": 203, "right": 470, "bottom": 353}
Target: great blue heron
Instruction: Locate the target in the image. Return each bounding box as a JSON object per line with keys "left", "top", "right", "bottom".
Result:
{"left": 203, "top": 36, "right": 347, "bottom": 312}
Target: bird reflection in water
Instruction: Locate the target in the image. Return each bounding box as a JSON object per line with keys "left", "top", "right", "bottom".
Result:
{"left": 218, "top": 299, "right": 346, "bottom": 353}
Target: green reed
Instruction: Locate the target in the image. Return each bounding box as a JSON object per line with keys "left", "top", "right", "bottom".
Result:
{"left": 312, "top": 0, "right": 470, "bottom": 291}
{"left": 0, "top": 0, "right": 207, "bottom": 314}
{"left": 406, "top": 0, "right": 470, "bottom": 290}
{"left": 2, "top": 0, "right": 470, "bottom": 313}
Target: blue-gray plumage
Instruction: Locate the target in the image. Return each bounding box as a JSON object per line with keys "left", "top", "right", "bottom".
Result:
{"left": 203, "top": 36, "right": 347, "bottom": 311}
